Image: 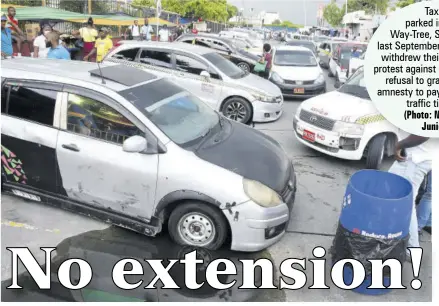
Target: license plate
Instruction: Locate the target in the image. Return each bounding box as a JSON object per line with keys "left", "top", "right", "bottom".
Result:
{"left": 303, "top": 130, "right": 315, "bottom": 142}
{"left": 294, "top": 88, "right": 305, "bottom": 94}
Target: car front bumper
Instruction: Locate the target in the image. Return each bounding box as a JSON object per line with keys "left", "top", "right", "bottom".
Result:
{"left": 252, "top": 99, "right": 283, "bottom": 123}
{"left": 276, "top": 81, "right": 327, "bottom": 99}
{"left": 293, "top": 116, "right": 365, "bottom": 160}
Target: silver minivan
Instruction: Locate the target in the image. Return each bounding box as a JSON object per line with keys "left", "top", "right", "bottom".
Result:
{"left": 1, "top": 58, "right": 296, "bottom": 251}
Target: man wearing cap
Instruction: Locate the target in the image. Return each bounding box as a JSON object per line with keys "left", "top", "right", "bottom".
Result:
{"left": 84, "top": 27, "right": 113, "bottom": 63}
{"left": 1, "top": 14, "right": 23, "bottom": 57}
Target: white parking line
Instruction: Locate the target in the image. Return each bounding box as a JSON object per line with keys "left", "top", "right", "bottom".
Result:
{"left": 1, "top": 220, "right": 61, "bottom": 233}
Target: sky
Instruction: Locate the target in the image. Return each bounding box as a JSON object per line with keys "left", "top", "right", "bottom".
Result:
{"left": 228, "top": 0, "right": 399, "bottom": 26}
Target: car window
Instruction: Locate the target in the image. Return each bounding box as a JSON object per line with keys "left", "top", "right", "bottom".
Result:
{"left": 212, "top": 41, "right": 229, "bottom": 52}
{"left": 6, "top": 85, "right": 57, "bottom": 126}
{"left": 1, "top": 83, "right": 9, "bottom": 114}
{"left": 139, "top": 50, "right": 173, "bottom": 69}
{"left": 66, "top": 93, "right": 142, "bottom": 145}
{"left": 113, "top": 48, "right": 139, "bottom": 61}
{"left": 175, "top": 54, "right": 209, "bottom": 75}
{"left": 274, "top": 50, "right": 317, "bottom": 67}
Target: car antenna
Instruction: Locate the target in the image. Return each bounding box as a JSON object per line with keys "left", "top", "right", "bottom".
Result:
{"left": 96, "top": 61, "right": 106, "bottom": 84}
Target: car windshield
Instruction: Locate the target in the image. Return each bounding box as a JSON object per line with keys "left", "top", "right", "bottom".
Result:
{"left": 203, "top": 52, "right": 247, "bottom": 79}
{"left": 274, "top": 50, "right": 317, "bottom": 66}
{"left": 338, "top": 67, "right": 370, "bottom": 99}
{"left": 118, "top": 79, "right": 219, "bottom": 146}
{"left": 287, "top": 41, "right": 316, "bottom": 53}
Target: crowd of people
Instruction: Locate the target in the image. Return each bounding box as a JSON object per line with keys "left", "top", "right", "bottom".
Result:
{"left": 1, "top": 6, "right": 192, "bottom": 62}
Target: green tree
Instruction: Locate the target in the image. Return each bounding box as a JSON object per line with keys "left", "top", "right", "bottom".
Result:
{"left": 396, "top": 0, "right": 415, "bottom": 8}
{"left": 226, "top": 4, "right": 238, "bottom": 20}
{"left": 346, "top": 0, "right": 389, "bottom": 14}
{"left": 272, "top": 19, "right": 281, "bottom": 25}
{"left": 281, "top": 20, "right": 301, "bottom": 28}
{"left": 323, "top": 0, "right": 344, "bottom": 27}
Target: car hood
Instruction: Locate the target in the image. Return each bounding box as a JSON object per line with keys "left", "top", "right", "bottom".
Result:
{"left": 234, "top": 73, "right": 282, "bottom": 97}
{"left": 272, "top": 65, "right": 322, "bottom": 81}
{"left": 237, "top": 49, "right": 260, "bottom": 61}
{"left": 301, "top": 90, "right": 376, "bottom": 122}
{"left": 195, "top": 120, "right": 291, "bottom": 193}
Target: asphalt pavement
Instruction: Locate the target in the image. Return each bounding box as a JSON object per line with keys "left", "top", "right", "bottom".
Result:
{"left": 1, "top": 66, "right": 432, "bottom": 302}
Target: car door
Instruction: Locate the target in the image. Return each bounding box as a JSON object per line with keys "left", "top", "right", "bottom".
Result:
{"left": 329, "top": 46, "right": 340, "bottom": 76}
{"left": 173, "top": 51, "right": 223, "bottom": 110}
{"left": 55, "top": 87, "right": 159, "bottom": 220}
{"left": 1, "top": 80, "right": 62, "bottom": 195}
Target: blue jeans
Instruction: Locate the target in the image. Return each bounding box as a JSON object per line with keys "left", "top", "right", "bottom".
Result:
{"left": 389, "top": 159, "right": 432, "bottom": 248}
{"left": 417, "top": 171, "right": 432, "bottom": 229}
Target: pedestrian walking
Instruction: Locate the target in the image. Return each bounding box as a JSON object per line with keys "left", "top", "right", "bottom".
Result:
{"left": 417, "top": 171, "right": 432, "bottom": 234}
{"left": 141, "top": 18, "right": 153, "bottom": 41}
{"left": 84, "top": 28, "right": 113, "bottom": 63}
{"left": 388, "top": 134, "right": 435, "bottom": 255}
{"left": 47, "top": 31, "right": 70, "bottom": 60}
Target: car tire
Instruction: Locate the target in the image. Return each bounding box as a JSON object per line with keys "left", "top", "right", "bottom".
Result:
{"left": 168, "top": 202, "right": 228, "bottom": 250}
{"left": 221, "top": 97, "right": 253, "bottom": 125}
{"left": 237, "top": 62, "right": 251, "bottom": 73}
{"left": 365, "top": 134, "right": 387, "bottom": 169}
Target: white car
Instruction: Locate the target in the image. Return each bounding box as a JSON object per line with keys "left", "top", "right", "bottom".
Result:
{"left": 104, "top": 41, "right": 283, "bottom": 124}
{"left": 328, "top": 42, "right": 367, "bottom": 87}
{"left": 2, "top": 58, "right": 296, "bottom": 252}
{"left": 293, "top": 67, "right": 402, "bottom": 169}
{"left": 269, "top": 46, "right": 326, "bottom": 99}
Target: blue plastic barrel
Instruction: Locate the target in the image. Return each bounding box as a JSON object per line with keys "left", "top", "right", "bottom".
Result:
{"left": 338, "top": 169, "right": 413, "bottom": 295}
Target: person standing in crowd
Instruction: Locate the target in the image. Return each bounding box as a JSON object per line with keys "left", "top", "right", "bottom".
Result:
{"left": 33, "top": 24, "right": 53, "bottom": 58}
{"left": 84, "top": 28, "right": 113, "bottom": 63}
{"left": 389, "top": 134, "right": 435, "bottom": 256}
{"left": 79, "top": 17, "right": 98, "bottom": 61}
{"left": 1, "top": 14, "right": 22, "bottom": 57}
{"left": 158, "top": 24, "right": 170, "bottom": 42}
{"left": 126, "top": 20, "right": 140, "bottom": 40}
{"left": 47, "top": 31, "right": 70, "bottom": 60}
{"left": 417, "top": 171, "right": 432, "bottom": 235}
{"left": 141, "top": 18, "right": 153, "bottom": 41}
{"left": 6, "top": 6, "right": 26, "bottom": 56}
{"left": 258, "top": 43, "right": 272, "bottom": 79}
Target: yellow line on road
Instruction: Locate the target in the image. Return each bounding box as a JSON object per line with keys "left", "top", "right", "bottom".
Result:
{"left": 1, "top": 220, "right": 60, "bottom": 233}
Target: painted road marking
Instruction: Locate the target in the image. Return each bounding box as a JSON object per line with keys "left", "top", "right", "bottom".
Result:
{"left": 1, "top": 220, "right": 60, "bottom": 233}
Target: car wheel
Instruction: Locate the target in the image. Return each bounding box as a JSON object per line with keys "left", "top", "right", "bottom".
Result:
{"left": 237, "top": 62, "right": 250, "bottom": 73}
{"left": 168, "top": 202, "right": 228, "bottom": 250}
{"left": 365, "top": 134, "right": 387, "bottom": 169}
{"left": 221, "top": 97, "right": 252, "bottom": 124}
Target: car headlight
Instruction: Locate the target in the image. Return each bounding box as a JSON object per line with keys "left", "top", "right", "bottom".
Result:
{"left": 333, "top": 121, "right": 364, "bottom": 135}
{"left": 270, "top": 71, "right": 284, "bottom": 84}
{"left": 243, "top": 178, "right": 282, "bottom": 208}
{"left": 314, "top": 74, "right": 325, "bottom": 84}
{"left": 254, "top": 94, "right": 276, "bottom": 102}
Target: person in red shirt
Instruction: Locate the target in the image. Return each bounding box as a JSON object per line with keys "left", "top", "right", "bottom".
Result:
{"left": 7, "top": 6, "right": 26, "bottom": 54}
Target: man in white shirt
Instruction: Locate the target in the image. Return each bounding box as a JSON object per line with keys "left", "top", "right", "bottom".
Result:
{"left": 126, "top": 20, "right": 140, "bottom": 40}
{"left": 158, "top": 25, "right": 169, "bottom": 42}
{"left": 33, "top": 24, "right": 52, "bottom": 58}
{"left": 388, "top": 134, "right": 437, "bottom": 254}
{"left": 141, "top": 18, "right": 153, "bottom": 41}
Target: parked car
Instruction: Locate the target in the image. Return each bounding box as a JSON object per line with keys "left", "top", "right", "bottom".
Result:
{"left": 317, "top": 40, "right": 343, "bottom": 68}
{"left": 269, "top": 46, "right": 326, "bottom": 99}
{"left": 285, "top": 40, "right": 319, "bottom": 58}
{"left": 328, "top": 42, "right": 367, "bottom": 87}
{"left": 1, "top": 58, "right": 296, "bottom": 251}
{"left": 105, "top": 41, "right": 283, "bottom": 124}
{"left": 293, "top": 67, "right": 402, "bottom": 169}
{"left": 175, "top": 34, "right": 259, "bottom": 73}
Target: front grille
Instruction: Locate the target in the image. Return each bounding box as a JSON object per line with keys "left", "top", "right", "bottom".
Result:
{"left": 284, "top": 79, "right": 315, "bottom": 85}
{"left": 299, "top": 109, "right": 335, "bottom": 131}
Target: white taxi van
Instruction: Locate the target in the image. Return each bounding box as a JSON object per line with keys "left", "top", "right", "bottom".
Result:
{"left": 293, "top": 67, "right": 402, "bottom": 169}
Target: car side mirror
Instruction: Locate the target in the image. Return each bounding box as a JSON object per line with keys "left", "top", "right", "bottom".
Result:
{"left": 123, "top": 135, "right": 147, "bottom": 153}
{"left": 200, "top": 71, "right": 211, "bottom": 78}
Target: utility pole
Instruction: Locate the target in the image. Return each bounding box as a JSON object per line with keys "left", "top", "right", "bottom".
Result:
{"left": 88, "top": 0, "right": 92, "bottom": 15}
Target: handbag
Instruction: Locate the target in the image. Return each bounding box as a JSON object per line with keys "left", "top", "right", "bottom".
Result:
{"left": 254, "top": 61, "right": 267, "bottom": 73}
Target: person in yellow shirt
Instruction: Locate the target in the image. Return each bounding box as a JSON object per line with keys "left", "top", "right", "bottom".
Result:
{"left": 84, "top": 28, "right": 113, "bottom": 63}
{"left": 79, "top": 17, "right": 98, "bottom": 61}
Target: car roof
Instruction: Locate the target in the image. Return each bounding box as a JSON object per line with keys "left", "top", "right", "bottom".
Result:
{"left": 276, "top": 45, "right": 313, "bottom": 52}
{"left": 2, "top": 57, "right": 159, "bottom": 91}
{"left": 117, "top": 40, "right": 212, "bottom": 55}
{"left": 179, "top": 34, "right": 233, "bottom": 44}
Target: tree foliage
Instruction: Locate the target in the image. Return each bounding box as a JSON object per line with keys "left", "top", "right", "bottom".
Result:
{"left": 323, "top": 0, "right": 344, "bottom": 27}
{"left": 346, "top": 0, "right": 389, "bottom": 15}
{"left": 272, "top": 19, "right": 281, "bottom": 25}
{"left": 132, "top": 0, "right": 236, "bottom": 21}
{"left": 396, "top": 0, "right": 415, "bottom": 8}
